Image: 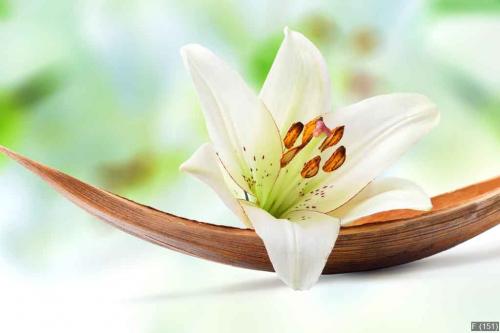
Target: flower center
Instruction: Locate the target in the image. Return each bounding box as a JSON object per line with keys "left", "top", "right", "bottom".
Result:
{"left": 280, "top": 117, "right": 345, "bottom": 178}
{"left": 261, "top": 117, "right": 347, "bottom": 217}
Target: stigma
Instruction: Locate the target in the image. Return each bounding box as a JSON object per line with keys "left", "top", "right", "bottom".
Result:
{"left": 313, "top": 120, "right": 331, "bottom": 137}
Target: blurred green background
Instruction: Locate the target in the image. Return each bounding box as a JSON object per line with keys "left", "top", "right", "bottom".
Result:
{"left": 0, "top": 0, "right": 499, "bottom": 332}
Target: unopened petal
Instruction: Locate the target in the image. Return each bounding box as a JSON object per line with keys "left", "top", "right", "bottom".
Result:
{"left": 329, "top": 177, "right": 432, "bottom": 226}
{"left": 241, "top": 202, "right": 340, "bottom": 290}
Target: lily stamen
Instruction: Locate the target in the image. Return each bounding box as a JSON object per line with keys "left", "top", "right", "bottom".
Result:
{"left": 302, "top": 117, "right": 322, "bottom": 145}
{"left": 280, "top": 146, "right": 302, "bottom": 167}
{"left": 280, "top": 117, "right": 329, "bottom": 169}
{"left": 283, "top": 122, "right": 304, "bottom": 149}
{"left": 319, "top": 126, "right": 345, "bottom": 152}
{"left": 323, "top": 146, "right": 347, "bottom": 172}
{"left": 301, "top": 156, "right": 321, "bottom": 178}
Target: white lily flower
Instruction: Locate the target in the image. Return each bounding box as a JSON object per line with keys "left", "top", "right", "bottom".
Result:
{"left": 180, "top": 28, "right": 439, "bottom": 290}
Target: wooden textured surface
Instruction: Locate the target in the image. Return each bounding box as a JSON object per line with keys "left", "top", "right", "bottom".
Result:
{"left": 1, "top": 145, "right": 499, "bottom": 274}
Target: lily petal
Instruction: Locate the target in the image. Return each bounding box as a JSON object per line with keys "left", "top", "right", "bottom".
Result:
{"left": 241, "top": 201, "right": 340, "bottom": 290}
{"left": 181, "top": 44, "right": 282, "bottom": 200}
{"left": 288, "top": 93, "right": 439, "bottom": 213}
{"left": 260, "top": 27, "right": 332, "bottom": 136}
{"left": 180, "top": 143, "right": 251, "bottom": 227}
{"left": 329, "top": 177, "right": 432, "bottom": 226}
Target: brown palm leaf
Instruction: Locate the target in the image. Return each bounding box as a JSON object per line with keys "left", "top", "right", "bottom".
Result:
{"left": 1, "top": 145, "right": 498, "bottom": 273}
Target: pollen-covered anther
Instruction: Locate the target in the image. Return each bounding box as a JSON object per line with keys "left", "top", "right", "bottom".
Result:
{"left": 319, "top": 126, "right": 345, "bottom": 152}
{"left": 283, "top": 122, "right": 304, "bottom": 149}
{"left": 302, "top": 116, "right": 323, "bottom": 145}
{"left": 280, "top": 146, "right": 302, "bottom": 168}
{"left": 323, "top": 146, "right": 346, "bottom": 172}
{"left": 301, "top": 156, "right": 321, "bottom": 178}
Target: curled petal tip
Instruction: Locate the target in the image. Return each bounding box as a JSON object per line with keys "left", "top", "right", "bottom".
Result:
{"left": 178, "top": 162, "right": 187, "bottom": 173}
{"left": 400, "top": 93, "right": 439, "bottom": 117}
{"left": 179, "top": 43, "right": 209, "bottom": 63}
{"left": 179, "top": 44, "right": 192, "bottom": 57}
